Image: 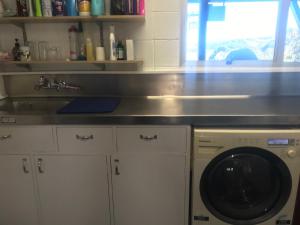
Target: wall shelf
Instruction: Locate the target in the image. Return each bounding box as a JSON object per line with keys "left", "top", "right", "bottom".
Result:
{"left": 0, "top": 60, "right": 143, "bottom": 72}
{"left": 0, "top": 60, "right": 143, "bottom": 65}
{"left": 0, "top": 15, "right": 145, "bottom": 24}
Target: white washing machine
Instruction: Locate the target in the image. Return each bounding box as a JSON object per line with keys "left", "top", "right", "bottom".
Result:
{"left": 192, "top": 129, "right": 300, "bottom": 225}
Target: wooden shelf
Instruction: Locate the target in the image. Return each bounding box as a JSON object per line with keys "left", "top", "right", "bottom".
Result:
{"left": 0, "top": 15, "right": 145, "bottom": 24}
{"left": 0, "top": 60, "right": 143, "bottom": 65}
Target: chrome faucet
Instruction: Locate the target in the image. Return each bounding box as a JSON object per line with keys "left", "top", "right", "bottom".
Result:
{"left": 35, "top": 76, "right": 81, "bottom": 92}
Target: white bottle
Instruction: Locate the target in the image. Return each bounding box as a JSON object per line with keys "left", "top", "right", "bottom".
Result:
{"left": 68, "top": 25, "right": 78, "bottom": 60}
{"left": 109, "top": 25, "right": 117, "bottom": 61}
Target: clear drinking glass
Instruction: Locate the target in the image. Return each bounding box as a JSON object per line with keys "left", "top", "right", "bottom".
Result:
{"left": 38, "top": 41, "right": 48, "bottom": 61}
{"left": 26, "top": 41, "right": 38, "bottom": 61}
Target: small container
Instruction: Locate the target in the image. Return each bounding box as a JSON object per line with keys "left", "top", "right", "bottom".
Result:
{"left": 20, "top": 46, "right": 31, "bottom": 62}
{"left": 126, "top": 39, "right": 134, "bottom": 61}
{"left": 91, "top": 0, "right": 104, "bottom": 16}
{"left": 79, "top": 0, "right": 91, "bottom": 16}
{"left": 96, "top": 47, "right": 105, "bottom": 61}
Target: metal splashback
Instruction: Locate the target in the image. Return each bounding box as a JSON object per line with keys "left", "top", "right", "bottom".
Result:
{"left": 4, "top": 72, "right": 300, "bottom": 97}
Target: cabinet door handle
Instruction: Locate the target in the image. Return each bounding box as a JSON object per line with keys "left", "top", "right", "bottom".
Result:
{"left": 76, "top": 134, "right": 94, "bottom": 141}
{"left": 140, "top": 134, "right": 158, "bottom": 141}
{"left": 37, "top": 158, "right": 45, "bottom": 174}
{"left": 115, "top": 165, "right": 120, "bottom": 175}
{"left": 0, "top": 134, "right": 12, "bottom": 141}
{"left": 22, "top": 158, "right": 30, "bottom": 174}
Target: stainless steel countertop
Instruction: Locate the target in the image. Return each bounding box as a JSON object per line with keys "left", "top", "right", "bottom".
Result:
{"left": 1, "top": 97, "right": 300, "bottom": 126}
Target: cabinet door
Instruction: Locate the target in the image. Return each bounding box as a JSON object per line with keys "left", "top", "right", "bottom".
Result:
{"left": 36, "top": 155, "right": 110, "bottom": 225}
{"left": 0, "top": 155, "right": 38, "bottom": 225}
{"left": 113, "top": 153, "right": 187, "bottom": 225}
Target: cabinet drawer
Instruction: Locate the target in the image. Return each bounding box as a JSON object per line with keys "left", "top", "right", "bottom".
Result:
{"left": 0, "top": 126, "right": 56, "bottom": 152}
{"left": 116, "top": 127, "right": 187, "bottom": 153}
{"left": 57, "top": 127, "right": 113, "bottom": 153}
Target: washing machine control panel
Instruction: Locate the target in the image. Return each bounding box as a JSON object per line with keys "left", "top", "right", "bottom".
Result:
{"left": 267, "top": 138, "right": 298, "bottom": 146}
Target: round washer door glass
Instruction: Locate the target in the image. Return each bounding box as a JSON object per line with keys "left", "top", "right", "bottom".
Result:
{"left": 200, "top": 147, "right": 292, "bottom": 225}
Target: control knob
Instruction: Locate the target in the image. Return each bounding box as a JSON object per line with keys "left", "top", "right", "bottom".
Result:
{"left": 287, "top": 149, "right": 297, "bottom": 158}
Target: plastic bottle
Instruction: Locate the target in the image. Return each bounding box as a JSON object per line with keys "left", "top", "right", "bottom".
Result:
{"left": 33, "top": 0, "right": 42, "bottom": 16}
{"left": 77, "top": 22, "right": 87, "bottom": 60}
{"left": 68, "top": 25, "right": 78, "bottom": 60}
{"left": 16, "top": 0, "right": 29, "bottom": 16}
{"left": 79, "top": 0, "right": 91, "bottom": 16}
{"left": 86, "top": 38, "right": 95, "bottom": 61}
{"left": 41, "top": 0, "right": 52, "bottom": 16}
{"left": 53, "top": 0, "right": 65, "bottom": 16}
{"left": 91, "top": 0, "right": 104, "bottom": 16}
{"left": 66, "top": 0, "right": 78, "bottom": 16}
{"left": 139, "top": 0, "right": 144, "bottom": 15}
{"left": 109, "top": 25, "right": 117, "bottom": 61}
{"left": 27, "top": 0, "right": 34, "bottom": 16}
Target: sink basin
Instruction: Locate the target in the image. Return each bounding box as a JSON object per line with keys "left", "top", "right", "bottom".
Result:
{"left": 0, "top": 98, "right": 71, "bottom": 113}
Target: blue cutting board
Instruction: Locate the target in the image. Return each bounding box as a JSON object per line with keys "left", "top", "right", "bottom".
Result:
{"left": 57, "top": 97, "right": 120, "bottom": 114}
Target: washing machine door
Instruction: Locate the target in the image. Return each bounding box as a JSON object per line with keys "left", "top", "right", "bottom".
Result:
{"left": 200, "top": 147, "right": 292, "bottom": 225}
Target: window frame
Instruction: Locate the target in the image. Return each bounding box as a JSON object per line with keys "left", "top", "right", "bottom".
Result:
{"left": 184, "top": 0, "right": 298, "bottom": 66}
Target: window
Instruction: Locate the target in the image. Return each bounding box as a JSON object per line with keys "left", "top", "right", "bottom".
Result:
{"left": 185, "top": 0, "right": 300, "bottom": 65}
{"left": 284, "top": 0, "right": 300, "bottom": 62}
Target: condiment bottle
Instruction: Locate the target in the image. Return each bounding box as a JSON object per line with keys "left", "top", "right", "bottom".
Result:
{"left": 86, "top": 38, "right": 95, "bottom": 61}
{"left": 79, "top": 0, "right": 91, "bottom": 16}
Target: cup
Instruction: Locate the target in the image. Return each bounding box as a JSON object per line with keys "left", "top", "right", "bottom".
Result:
{"left": 26, "top": 41, "right": 38, "bottom": 60}
{"left": 47, "top": 47, "right": 59, "bottom": 61}
{"left": 38, "top": 41, "right": 48, "bottom": 61}
{"left": 96, "top": 47, "right": 105, "bottom": 61}
{"left": 20, "top": 46, "right": 31, "bottom": 62}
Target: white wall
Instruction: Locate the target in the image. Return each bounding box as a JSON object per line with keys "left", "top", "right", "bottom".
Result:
{"left": 0, "top": 0, "right": 184, "bottom": 71}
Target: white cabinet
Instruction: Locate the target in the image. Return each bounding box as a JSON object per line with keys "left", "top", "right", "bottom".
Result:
{"left": 36, "top": 155, "right": 111, "bottom": 225}
{"left": 0, "top": 155, "right": 38, "bottom": 225}
{"left": 113, "top": 126, "right": 190, "bottom": 225}
{"left": 112, "top": 153, "right": 188, "bottom": 225}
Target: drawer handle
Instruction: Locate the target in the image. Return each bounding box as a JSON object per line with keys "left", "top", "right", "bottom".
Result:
{"left": 37, "top": 158, "right": 45, "bottom": 174}
{"left": 139, "top": 135, "right": 158, "bottom": 141}
{"left": 22, "top": 158, "right": 30, "bottom": 174}
{"left": 0, "top": 134, "right": 12, "bottom": 141}
{"left": 76, "top": 135, "right": 94, "bottom": 141}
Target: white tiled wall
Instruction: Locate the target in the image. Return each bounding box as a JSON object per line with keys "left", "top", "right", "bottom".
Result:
{"left": 0, "top": 0, "right": 184, "bottom": 71}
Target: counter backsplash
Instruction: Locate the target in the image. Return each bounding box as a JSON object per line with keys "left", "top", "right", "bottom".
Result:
{"left": 3, "top": 72, "right": 300, "bottom": 98}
